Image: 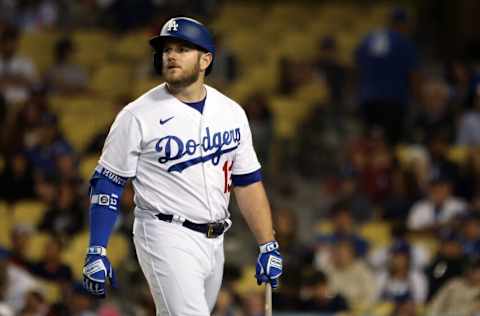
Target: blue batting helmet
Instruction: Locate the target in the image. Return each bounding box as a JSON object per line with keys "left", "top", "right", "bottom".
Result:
{"left": 150, "top": 17, "right": 216, "bottom": 76}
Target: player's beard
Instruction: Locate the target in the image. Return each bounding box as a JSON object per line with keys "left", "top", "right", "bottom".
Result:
{"left": 163, "top": 58, "right": 201, "bottom": 89}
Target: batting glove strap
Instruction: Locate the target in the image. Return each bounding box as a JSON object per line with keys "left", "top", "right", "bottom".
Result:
{"left": 259, "top": 240, "right": 279, "bottom": 253}
{"left": 87, "top": 246, "right": 107, "bottom": 256}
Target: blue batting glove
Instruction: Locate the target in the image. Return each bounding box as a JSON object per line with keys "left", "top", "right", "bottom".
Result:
{"left": 255, "top": 241, "right": 283, "bottom": 289}
{"left": 82, "top": 246, "right": 117, "bottom": 298}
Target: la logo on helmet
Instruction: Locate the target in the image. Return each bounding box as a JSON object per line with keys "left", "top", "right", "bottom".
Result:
{"left": 166, "top": 20, "right": 179, "bottom": 32}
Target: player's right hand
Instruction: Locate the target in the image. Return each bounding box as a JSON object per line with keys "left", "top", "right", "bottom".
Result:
{"left": 255, "top": 241, "right": 283, "bottom": 289}
{"left": 82, "top": 246, "right": 116, "bottom": 298}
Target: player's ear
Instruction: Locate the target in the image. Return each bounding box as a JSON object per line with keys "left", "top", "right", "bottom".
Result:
{"left": 199, "top": 52, "right": 212, "bottom": 72}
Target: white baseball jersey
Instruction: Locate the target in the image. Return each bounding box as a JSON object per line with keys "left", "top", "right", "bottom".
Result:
{"left": 98, "top": 83, "right": 261, "bottom": 223}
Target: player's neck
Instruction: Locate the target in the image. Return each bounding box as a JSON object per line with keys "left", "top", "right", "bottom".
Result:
{"left": 166, "top": 80, "right": 206, "bottom": 103}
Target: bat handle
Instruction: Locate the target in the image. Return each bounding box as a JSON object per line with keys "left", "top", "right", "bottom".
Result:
{"left": 265, "top": 283, "right": 272, "bottom": 316}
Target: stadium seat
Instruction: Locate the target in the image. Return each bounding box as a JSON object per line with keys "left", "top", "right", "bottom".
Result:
{"left": 12, "top": 200, "right": 47, "bottom": 227}
{"left": 25, "top": 232, "right": 51, "bottom": 261}
{"left": 38, "top": 280, "right": 62, "bottom": 304}
{"left": 360, "top": 220, "right": 392, "bottom": 249}
{"left": 90, "top": 63, "right": 134, "bottom": 98}
{"left": 448, "top": 146, "right": 469, "bottom": 166}
{"left": 113, "top": 30, "right": 151, "bottom": 62}
{"left": 72, "top": 30, "right": 113, "bottom": 72}
{"left": 18, "top": 31, "right": 59, "bottom": 74}
{"left": 53, "top": 96, "right": 114, "bottom": 151}
{"left": 80, "top": 155, "right": 99, "bottom": 182}
{"left": 64, "top": 231, "right": 129, "bottom": 280}
{"left": 0, "top": 201, "right": 11, "bottom": 248}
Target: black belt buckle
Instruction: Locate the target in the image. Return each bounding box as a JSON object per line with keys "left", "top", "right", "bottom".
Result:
{"left": 206, "top": 222, "right": 225, "bottom": 238}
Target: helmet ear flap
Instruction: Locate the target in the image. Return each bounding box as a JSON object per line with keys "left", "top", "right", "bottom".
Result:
{"left": 153, "top": 52, "right": 162, "bottom": 75}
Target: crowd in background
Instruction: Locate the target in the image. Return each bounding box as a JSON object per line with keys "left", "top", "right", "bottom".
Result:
{"left": 0, "top": 0, "right": 479, "bottom": 316}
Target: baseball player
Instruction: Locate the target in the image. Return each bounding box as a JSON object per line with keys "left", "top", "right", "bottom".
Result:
{"left": 82, "top": 17, "right": 283, "bottom": 315}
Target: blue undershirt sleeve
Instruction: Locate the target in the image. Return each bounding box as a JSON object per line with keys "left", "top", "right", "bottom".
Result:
{"left": 232, "top": 168, "right": 262, "bottom": 187}
{"left": 88, "top": 166, "right": 128, "bottom": 248}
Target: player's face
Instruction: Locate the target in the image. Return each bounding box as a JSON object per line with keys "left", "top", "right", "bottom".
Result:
{"left": 162, "top": 40, "right": 211, "bottom": 87}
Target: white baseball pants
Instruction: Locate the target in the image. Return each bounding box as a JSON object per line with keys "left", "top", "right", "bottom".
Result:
{"left": 133, "top": 217, "right": 224, "bottom": 316}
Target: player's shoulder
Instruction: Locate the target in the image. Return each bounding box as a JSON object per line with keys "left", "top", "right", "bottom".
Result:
{"left": 205, "top": 84, "right": 247, "bottom": 116}
{"left": 123, "top": 83, "right": 172, "bottom": 115}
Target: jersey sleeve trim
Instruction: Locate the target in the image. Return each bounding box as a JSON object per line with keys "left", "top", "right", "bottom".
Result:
{"left": 232, "top": 168, "right": 262, "bottom": 186}
{"left": 98, "top": 160, "right": 136, "bottom": 178}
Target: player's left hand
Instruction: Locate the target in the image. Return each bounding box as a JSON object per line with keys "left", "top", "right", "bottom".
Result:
{"left": 255, "top": 241, "right": 283, "bottom": 289}
{"left": 82, "top": 246, "right": 117, "bottom": 298}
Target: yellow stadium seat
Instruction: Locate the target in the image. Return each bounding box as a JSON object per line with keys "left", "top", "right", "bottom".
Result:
{"left": 72, "top": 30, "right": 113, "bottom": 71}
{"left": 360, "top": 220, "right": 392, "bottom": 249}
{"left": 18, "top": 31, "right": 59, "bottom": 74}
{"left": 53, "top": 96, "right": 114, "bottom": 151}
{"left": 233, "top": 265, "right": 263, "bottom": 296}
{"left": 314, "top": 220, "right": 333, "bottom": 235}
{"left": 25, "top": 232, "right": 51, "bottom": 261}
{"left": 113, "top": 30, "right": 151, "bottom": 62}
{"left": 12, "top": 200, "right": 46, "bottom": 227}
{"left": 90, "top": 63, "right": 133, "bottom": 98}
{"left": 448, "top": 146, "right": 469, "bottom": 166}
{"left": 108, "top": 234, "right": 129, "bottom": 267}
{"left": 80, "top": 155, "right": 99, "bottom": 182}
{"left": 64, "top": 231, "right": 129, "bottom": 281}
{"left": 38, "top": 280, "right": 62, "bottom": 304}
{"left": 62, "top": 230, "right": 89, "bottom": 280}
{"left": 0, "top": 201, "right": 12, "bottom": 247}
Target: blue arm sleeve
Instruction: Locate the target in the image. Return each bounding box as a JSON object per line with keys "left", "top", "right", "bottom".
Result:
{"left": 89, "top": 167, "right": 127, "bottom": 248}
{"left": 232, "top": 168, "right": 262, "bottom": 186}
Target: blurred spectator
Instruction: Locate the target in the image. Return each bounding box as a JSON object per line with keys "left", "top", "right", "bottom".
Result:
{"left": 0, "top": 259, "right": 14, "bottom": 316}
{"left": 376, "top": 241, "right": 428, "bottom": 304}
{"left": 46, "top": 37, "right": 89, "bottom": 95}
{"left": 425, "top": 132, "right": 461, "bottom": 189}
{"left": 355, "top": 7, "right": 421, "bottom": 145}
{"left": 331, "top": 167, "right": 373, "bottom": 223}
{"left": 300, "top": 269, "right": 349, "bottom": 314}
{"left": 390, "top": 297, "right": 419, "bottom": 316}
{"left": 2, "top": 255, "right": 39, "bottom": 313}
{"left": 47, "top": 283, "right": 97, "bottom": 316}
{"left": 3, "top": 85, "right": 51, "bottom": 155}
{"left": 9, "top": 224, "right": 33, "bottom": 269}
{"left": 407, "top": 172, "right": 467, "bottom": 234}
{"left": 359, "top": 129, "right": 394, "bottom": 205}
{"left": 84, "top": 94, "right": 130, "bottom": 155}
{"left": 318, "top": 239, "right": 377, "bottom": 313}
{"left": 444, "top": 59, "right": 471, "bottom": 108}
{"left": 427, "top": 259, "right": 480, "bottom": 316}
{"left": 242, "top": 93, "right": 272, "bottom": 165}
{"left": 271, "top": 208, "right": 307, "bottom": 310}
{"left": 37, "top": 180, "right": 85, "bottom": 238}
{"left": 0, "top": 25, "right": 37, "bottom": 106}
{"left": 277, "top": 57, "right": 312, "bottom": 96}
{"left": 312, "top": 35, "right": 347, "bottom": 109}
{"left": 212, "top": 287, "right": 242, "bottom": 316}
{"left": 459, "top": 212, "right": 480, "bottom": 256}
{"left": 410, "top": 78, "right": 455, "bottom": 144}
{"left": 425, "top": 231, "right": 467, "bottom": 300}
{"left": 25, "top": 112, "right": 75, "bottom": 179}
{"left": 382, "top": 168, "right": 418, "bottom": 222}
{"left": 316, "top": 200, "right": 369, "bottom": 258}
{"left": 18, "top": 289, "right": 48, "bottom": 316}
{"left": 0, "top": 152, "right": 35, "bottom": 204}
{"left": 369, "top": 224, "right": 430, "bottom": 272}
{"left": 9, "top": 0, "right": 60, "bottom": 31}
{"left": 208, "top": 35, "right": 237, "bottom": 89}
{"left": 457, "top": 83, "right": 480, "bottom": 146}
{"left": 28, "top": 236, "right": 73, "bottom": 284}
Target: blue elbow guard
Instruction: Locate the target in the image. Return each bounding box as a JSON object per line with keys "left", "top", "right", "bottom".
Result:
{"left": 89, "top": 166, "right": 127, "bottom": 248}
